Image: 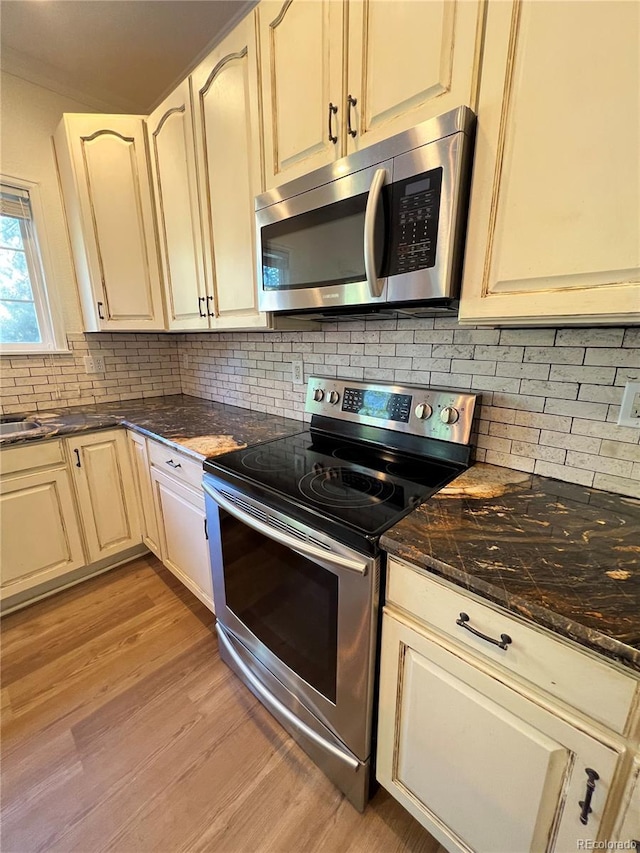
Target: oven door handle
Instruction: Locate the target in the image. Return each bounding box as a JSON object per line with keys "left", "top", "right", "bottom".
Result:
{"left": 217, "top": 624, "right": 360, "bottom": 772}
{"left": 203, "top": 481, "right": 369, "bottom": 575}
{"left": 363, "top": 167, "right": 387, "bottom": 299}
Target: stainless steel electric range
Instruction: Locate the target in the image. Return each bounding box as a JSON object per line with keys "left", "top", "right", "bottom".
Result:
{"left": 203, "top": 377, "right": 477, "bottom": 810}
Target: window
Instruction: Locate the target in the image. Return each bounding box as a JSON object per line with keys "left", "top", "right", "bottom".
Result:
{"left": 0, "top": 177, "right": 65, "bottom": 352}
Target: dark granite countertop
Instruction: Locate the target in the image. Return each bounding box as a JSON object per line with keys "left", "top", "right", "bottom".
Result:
{"left": 0, "top": 395, "right": 305, "bottom": 461}
{"left": 381, "top": 463, "right": 640, "bottom": 673}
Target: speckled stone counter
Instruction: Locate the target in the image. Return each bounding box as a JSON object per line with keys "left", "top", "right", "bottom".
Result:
{"left": 0, "top": 395, "right": 305, "bottom": 461}
{"left": 380, "top": 463, "right": 640, "bottom": 673}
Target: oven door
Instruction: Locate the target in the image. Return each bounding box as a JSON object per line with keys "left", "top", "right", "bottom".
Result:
{"left": 257, "top": 160, "right": 392, "bottom": 314}
{"left": 203, "top": 475, "right": 379, "bottom": 762}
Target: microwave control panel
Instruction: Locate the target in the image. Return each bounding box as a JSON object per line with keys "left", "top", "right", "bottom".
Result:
{"left": 387, "top": 166, "right": 442, "bottom": 276}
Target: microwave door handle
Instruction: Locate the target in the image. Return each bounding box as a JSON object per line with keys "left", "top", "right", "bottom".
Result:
{"left": 364, "top": 168, "right": 387, "bottom": 298}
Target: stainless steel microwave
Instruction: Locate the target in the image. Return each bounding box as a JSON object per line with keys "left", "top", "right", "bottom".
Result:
{"left": 255, "top": 106, "right": 475, "bottom": 319}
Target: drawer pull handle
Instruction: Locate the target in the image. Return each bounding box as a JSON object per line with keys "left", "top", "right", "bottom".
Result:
{"left": 456, "top": 612, "right": 512, "bottom": 651}
{"left": 328, "top": 102, "right": 338, "bottom": 144}
{"left": 74, "top": 449, "right": 81, "bottom": 468}
{"left": 165, "top": 459, "right": 182, "bottom": 469}
{"left": 198, "top": 297, "right": 206, "bottom": 318}
{"left": 579, "top": 768, "right": 599, "bottom": 825}
{"left": 347, "top": 94, "right": 357, "bottom": 137}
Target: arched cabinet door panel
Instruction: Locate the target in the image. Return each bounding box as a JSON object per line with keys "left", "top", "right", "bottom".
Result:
{"left": 54, "top": 114, "right": 165, "bottom": 331}
{"left": 147, "top": 81, "right": 208, "bottom": 330}
{"left": 192, "top": 11, "right": 270, "bottom": 330}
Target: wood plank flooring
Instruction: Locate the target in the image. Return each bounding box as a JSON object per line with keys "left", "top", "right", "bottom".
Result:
{"left": 1, "top": 556, "right": 446, "bottom": 853}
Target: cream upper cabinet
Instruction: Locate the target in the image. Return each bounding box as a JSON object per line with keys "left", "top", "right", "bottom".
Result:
{"left": 459, "top": 0, "right": 640, "bottom": 326}
{"left": 0, "top": 442, "right": 85, "bottom": 600}
{"left": 54, "top": 115, "right": 166, "bottom": 331}
{"left": 192, "top": 11, "right": 271, "bottom": 330}
{"left": 146, "top": 81, "right": 208, "bottom": 330}
{"left": 258, "top": 0, "right": 483, "bottom": 188}
{"left": 346, "top": 0, "right": 484, "bottom": 154}
{"left": 66, "top": 430, "right": 141, "bottom": 564}
{"left": 258, "top": 0, "right": 345, "bottom": 188}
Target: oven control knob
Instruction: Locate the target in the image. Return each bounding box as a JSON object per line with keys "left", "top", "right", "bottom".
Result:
{"left": 414, "top": 403, "right": 433, "bottom": 420}
{"left": 327, "top": 390, "right": 340, "bottom": 405}
{"left": 313, "top": 388, "right": 325, "bottom": 402}
{"left": 440, "top": 406, "right": 460, "bottom": 425}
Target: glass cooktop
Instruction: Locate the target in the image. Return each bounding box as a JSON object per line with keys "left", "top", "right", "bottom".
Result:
{"left": 204, "top": 430, "right": 461, "bottom": 540}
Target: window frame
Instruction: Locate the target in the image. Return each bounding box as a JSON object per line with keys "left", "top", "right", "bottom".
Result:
{"left": 0, "top": 174, "right": 67, "bottom": 354}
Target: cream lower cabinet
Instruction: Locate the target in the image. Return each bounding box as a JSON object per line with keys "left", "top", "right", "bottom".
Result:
{"left": 377, "top": 559, "right": 639, "bottom": 853}
{"left": 138, "top": 435, "right": 214, "bottom": 612}
{"left": 613, "top": 757, "right": 640, "bottom": 848}
{"left": 459, "top": 0, "right": 640, "bottom": 326}
{"left": 66, "top": 430, "right": 141, "bottom": 564}
{"left": 0, "top": 441, "right": 85, "bottom": 599}
{"left": 55, "top": 114, "right": 166, "bottom": 332}
{"left": 128, "top": 431, "right": 162, "bottom": 558}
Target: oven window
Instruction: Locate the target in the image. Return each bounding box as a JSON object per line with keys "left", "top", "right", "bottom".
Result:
{"left": 220, "top": 512, "right": 338, "bottom": 702}
{"left": 261, "top": 191, "right": 385, "bottom": 291}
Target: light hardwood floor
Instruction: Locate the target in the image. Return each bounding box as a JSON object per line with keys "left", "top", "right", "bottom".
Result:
{"left": 1, "top": 555, "right": 446, "bottom": 853}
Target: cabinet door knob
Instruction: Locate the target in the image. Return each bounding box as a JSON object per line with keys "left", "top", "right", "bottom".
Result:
{"left": 347, "top": 94, "right": 357, "bottom": 138}
{"left": 328, "top": 102, "right": 338, "bottom": 144}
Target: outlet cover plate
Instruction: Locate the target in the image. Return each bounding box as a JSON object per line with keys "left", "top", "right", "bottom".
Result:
{"left": 291, "top": 359, "right": 304, "bottom": 384}
{"left": 84, "top": 355, "right": 105, "bottom": 374}
{"left": 617, "top": 382, "right": 640, "bottom": 428}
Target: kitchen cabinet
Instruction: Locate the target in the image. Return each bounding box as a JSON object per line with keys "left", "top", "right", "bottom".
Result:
{"left": 459, "top": 0, "right": 640, "bottom": 326}
{"left": 54, "top": 115, "right": 166, "bottom": 331}
{"left": 0, "top": 441, "right": 85, "bottom": 599}
{"left": 66, "top": 430, "right": 141, "bottom": 563}
{"left": 146, "top": 81, "right": 208, "bottom": 331}
{"left": 191, "top": 11, "right": 271, "bottom": 331}
{"left": 613, "top": 757, "right": 640, "bottom": 848}
{"left": 147, "top": 438, "right": 213, "bottom": 611}
{"left": 257, "top": 0, "right": 483, "bottom": 188}
{"left": 128, "top": 430, "right": 162, "bottom": 558}
{"left": 377, "top": 558, "right": 639, "bottom": 853}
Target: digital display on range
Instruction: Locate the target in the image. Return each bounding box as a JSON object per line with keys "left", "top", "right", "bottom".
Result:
{"left": 342, "top": 388, "right": 412, "bottom": 423}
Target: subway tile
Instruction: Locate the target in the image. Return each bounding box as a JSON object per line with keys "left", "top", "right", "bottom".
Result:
{"left": 556, "top": 328, "right": 625, "bottom": 347}
{"left": 549, "top": 364, "right": 616, "bottom": 384}
{"left": 520, "top": 379, "right": 578, "bottom": 399}
{"left": 539, "top": 430, "right": 601, "bottom": 454}
{"left": 451, "top": 359, "right": 496, "bottom": 376}
{"left": 475, "top": 345, "right": 524, "bottom": 362}
{"left": 584, "top": 348, "right": 640, "bottom": 367}
{"left": 495, "top": 362, "right": 550, "bottom": 380}
{"left": 485, "top": 449, "right": 535, "bottom": 473}
{"left": 489, "top": 423, "right": 540, "bottom": 443}
{"left": 499, "top": 329, "right": 556, "bottom": 346}
{"left": 453, "top": 329, "right": 500, "bottom": 345}
{"left": 577, "top": 385, "right": 624, "bottom": 405}
{"left": 514, "top": 411, "right": 572, "bottom": 432}
{"left": 592, "top": 472, "right": 640, "bottom": 499}
{"left": 534, "top": 461, "right": 595, "bottom": 487}
{"left": 511, "top": 441, "right": 566, "bottom": 464}
{"left": 524, "top": 346, "right": 584, "bottom": 365}
{"left": 544, "top": 398, "right": 609, "bottom": 421}
{"left": 565, "top": 450, "right": 633, "bottom": 478}
{"left": 413, "top": 331, "right": 453, "bottom": 344}
{"left": 599, "top": 440, "right": 640, "bottom": 463}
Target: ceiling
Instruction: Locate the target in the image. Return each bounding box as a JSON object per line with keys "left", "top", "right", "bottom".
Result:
{"left": 0, "top": 0, "right": 257, "bottom": 113}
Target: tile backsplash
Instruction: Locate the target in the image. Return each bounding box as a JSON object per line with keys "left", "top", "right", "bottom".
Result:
{"left": 1, "top": 320, "right": 638, "bottom": 498}
{"left": 0, "top": 333, "right": 181, "bottom": 411}
{"left": 178, "top": 318, "right": 640, "bottom": 499}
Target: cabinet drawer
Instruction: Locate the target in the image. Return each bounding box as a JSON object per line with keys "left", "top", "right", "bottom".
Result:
{"left": 147, "top": 439, "right": 203, "bottom": 492}
{"left": 1, "top": 439, "right": 65, "bottom": 475}
{"left": 386, "top": 558, "right": 638, "bottom": 734}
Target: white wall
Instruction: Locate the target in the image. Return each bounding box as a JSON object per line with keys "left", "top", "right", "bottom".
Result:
{"left": 0, "top": 71, "right": 96, "bottom": 332}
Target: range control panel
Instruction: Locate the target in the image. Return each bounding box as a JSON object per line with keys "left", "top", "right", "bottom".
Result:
{"left": 306, "top": 376, "right": 477, "bottom": 446}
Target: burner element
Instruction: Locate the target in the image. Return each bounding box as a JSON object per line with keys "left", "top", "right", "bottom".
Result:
{"left": 299, "top": 466, "right": 396, "bottom": 508}
{"left": 241, "top": 448, "right": 288, "bottom": 473}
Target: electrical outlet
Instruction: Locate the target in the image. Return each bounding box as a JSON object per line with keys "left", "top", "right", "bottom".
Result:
{"left": 84, "top": 355, "right": 105, "bottom": 374}
{"left": 291, "top": 359, "right": 304, "bottom": 384}
{"left": 617, "top": 381, "right": 640, "bottom": 427}
{"left": 181, "top": 352, "right": 189, "bottom": 370}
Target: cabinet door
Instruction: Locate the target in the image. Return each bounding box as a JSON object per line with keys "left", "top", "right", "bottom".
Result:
{"left": 614, "top": 757, "right": 640, "bottom": 848}
{"left": 55, "top": 114, "right": 166, "bottom": 331}
{"left": 146, "top": 81, "right": 208, "bottom": 330}
{"left": 258, "top": 0, "right": 345, "bottom": 188}
{"left": 0, "top": 467, "right": 85, "bottom": 598}
{"left": 459, "top": 1, "right": 640, "bottom": 326}
{"left": 127, "top": 431, "right": 162, "bottom": 559}
{"left": 67, "top": 430, "right": 141, "bottom": 563}
{"left": 377, "top": 611, "right": 622, "bottom": 853}
{"left": 151, "top": 468, "right": 214, "bottom": 612}
{"left": 346, "top": 0, "right": 483, "bottom": 153}
{"left": 192, "top": 12, "right": 270, "bottom": 331}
